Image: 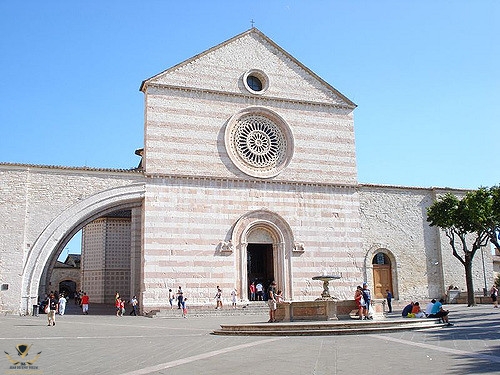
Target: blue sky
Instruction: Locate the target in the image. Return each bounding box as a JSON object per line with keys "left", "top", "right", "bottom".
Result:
{"left": 1, "top": 1, "right": 498, "bottom": 257}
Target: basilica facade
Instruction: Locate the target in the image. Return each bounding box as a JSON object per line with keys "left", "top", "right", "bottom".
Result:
{"left": 0, "top": 29, "right": 493, "bottom": 314}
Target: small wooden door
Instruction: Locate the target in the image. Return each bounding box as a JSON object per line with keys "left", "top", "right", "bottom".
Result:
{"left": 373, "top": 265, "right": 392, "bottom": 299}
{"left": 372, "top": 252, "right": 393, "bottom": 299}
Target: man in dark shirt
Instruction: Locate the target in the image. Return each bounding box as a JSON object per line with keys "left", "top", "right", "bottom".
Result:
{"left": 386, "top": 289, "right": 393, "bottom": 313}
{"left": 47, "top": 293, "right": 58, "bottom": 326}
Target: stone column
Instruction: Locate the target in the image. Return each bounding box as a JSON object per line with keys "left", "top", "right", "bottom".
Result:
{"left": 239, "top": 242, "right": 248, "bottom": 301}
{"left": 130, "top": 207, "right": 142, "bottom": 303}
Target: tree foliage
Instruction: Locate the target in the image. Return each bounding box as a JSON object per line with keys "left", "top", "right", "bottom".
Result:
{"left": 426, "top": 186, "right": 500, "bottom": 306}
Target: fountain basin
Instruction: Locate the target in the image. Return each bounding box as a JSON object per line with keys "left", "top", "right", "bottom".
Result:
{"left": 312, "top": 275, "right": 341, "bottom": 300}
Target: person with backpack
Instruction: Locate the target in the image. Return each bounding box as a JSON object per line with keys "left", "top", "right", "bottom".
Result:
{"left": 362, "top": 283, "right": 372, "bottom": 320}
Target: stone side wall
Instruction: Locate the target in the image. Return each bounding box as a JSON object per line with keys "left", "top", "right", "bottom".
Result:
{"left": 141, "top": 176, "right": 363, "bottom": 310}
{"left": 359, "top": 185, "right": 440, "bottom": 301}
{"left": 359, "top": 185, "right": 494, "bottom": 302}
{"left": 432, "top": 189, "right": 494, "bottom": 297}
{"left": 0, "top": 168, "right": 28, "bottom": 313}
{"left": 0, "top": 164, "right": 143, "bottom": 313}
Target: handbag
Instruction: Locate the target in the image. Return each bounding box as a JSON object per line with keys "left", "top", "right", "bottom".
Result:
{"left": 44, "top": 304, "right": 50, "bottom": 314}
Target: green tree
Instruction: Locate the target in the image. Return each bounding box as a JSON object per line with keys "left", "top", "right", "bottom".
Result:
{"left": 426, "top": 186, "right": 500, "bottom": 307}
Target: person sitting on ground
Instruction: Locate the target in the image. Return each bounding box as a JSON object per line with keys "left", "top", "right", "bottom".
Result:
{"left": 411, "top": 302, "right": 425, "bottom": 318}
{"left": 402, "top": 302, "right": 414, "bottom": 317}
{"left": 427, "top": 298, "right": 453, "bottom": 326}
{"left": 424, "top": 299, "right": 436, "bottom": 316}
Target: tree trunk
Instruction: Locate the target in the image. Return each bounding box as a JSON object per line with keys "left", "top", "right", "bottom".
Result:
{"left": 465, "top": 253, "right": 476, "bottom": 307}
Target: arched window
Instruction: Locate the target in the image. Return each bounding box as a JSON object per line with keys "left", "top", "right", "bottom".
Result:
{"left": 373, "top": 252, "right": 390, "bottom": 265}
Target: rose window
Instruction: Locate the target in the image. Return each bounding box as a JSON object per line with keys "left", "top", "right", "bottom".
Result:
{"left": 225, "top": 107, "right": 294, "bottom": 178}
{"left": 234, "top": 115, "right": 286, "bottom": 168}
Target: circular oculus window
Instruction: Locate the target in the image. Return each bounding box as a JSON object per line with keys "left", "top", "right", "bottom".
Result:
{"left": 225, "top": 108, "right": 293, "bottom": 178}
{"left": 243, "top": 69, "right": 269, "bottom": 95}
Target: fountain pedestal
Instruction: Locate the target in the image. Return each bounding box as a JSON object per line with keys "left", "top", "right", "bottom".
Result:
{"left": 275, "top": 274, "right": 345, "bottom": 321}
{"left": 312, "top": 275, "right": 341, "bottom": 300}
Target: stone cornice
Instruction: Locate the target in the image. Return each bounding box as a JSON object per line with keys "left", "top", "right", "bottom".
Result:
{"left": 0, "top": 162, "right": 144, "bottom": 176}
{"left": 1, "top": 162, "right": 468, "bottom": 193}
{"left": 359, "top": 182, "right": 470, "bottom": 193}
{"left": 145, "top": 172, "right": 358, "bottom": 191}
{"left": 145, "top": 83, "right": 356, "bottom": 111}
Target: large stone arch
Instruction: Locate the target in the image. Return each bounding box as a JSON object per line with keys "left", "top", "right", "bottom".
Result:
{"left": 231, "top": 209, "right": 295, "bottom": 301}
{"left": 21, "top": 183, "right": 145, "bottom": 314}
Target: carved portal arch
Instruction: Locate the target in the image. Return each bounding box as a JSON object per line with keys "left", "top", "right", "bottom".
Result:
{"left": 231, "top": 209, "right": 295, "bottom": 301}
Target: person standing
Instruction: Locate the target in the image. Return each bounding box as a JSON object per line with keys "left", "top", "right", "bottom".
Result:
{"left": 267, "top": 281, "right": 277, "bottom": 322}
{"left": 130, "top": 295, "right": 139, "bottom": 316}
{"left": 58, "top": 293, "right": 67, "bottom": 316}
{"left": 182, "top": 298, "right": 188, "bottom": 318}
{"left": 47, "top": 293, "right": 59, "bottom": 326}
{"left": 249, "top": 282, "right": 256, "bottom": 301}
{"left": 120, "top": 298, "right": 126, "bottom": 316}
{"left": 385, "top": 289, "right": 393, "bottom": 313}
{"left": 81, "top": 292, "right": 89, "bottom": 315}
{"left": 490, "top": 285, "right": 498, "bottom": 308}
{"left": 231, "top": 288, "right": 237, "bottom": 309}
{"left": 168, "top": 289, "right": 175, "bottom": 309}
{"left": 215, "top": 286, "right": 222, "bottom": 309}
{"left": 75, "top": 290, "right": 81, "bottom": 305}
{"left": 115, "top": 297, "right": 122, "bottom": 316}
{"left": 177, "top": 286, "right": 184, "bottom": 309}
{"left": 362, "top": 283, "right": 372, "bottom": 320}
{"left": 354, "top": 286, "right": 364, "bottom": 320}
{"left": 256, "top": 282, "right": 263, "bottom": 301}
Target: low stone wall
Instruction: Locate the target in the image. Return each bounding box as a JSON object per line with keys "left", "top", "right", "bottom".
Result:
{"left": 453, "top": 296, "right": 494, "bottom": 304}
{"left": 275, "top": 299, "right": 390, "bottom": 322}
{"left": 276, "top": 299, "right": 359, "bottom": 321}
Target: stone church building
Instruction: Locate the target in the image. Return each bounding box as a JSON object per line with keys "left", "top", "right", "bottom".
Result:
{"left": 0, "top": 28, "right": 494, "bottom": 314}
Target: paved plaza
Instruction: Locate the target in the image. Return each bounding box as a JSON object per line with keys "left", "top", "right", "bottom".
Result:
{"left": 0, "top": 304, "right": 499, "bottom": 375}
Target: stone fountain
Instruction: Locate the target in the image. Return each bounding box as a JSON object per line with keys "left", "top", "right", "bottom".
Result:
{"left": 312, "top": 274, "right": 341, "bottom": 300}
{"left": 276, "top": 273, "right": 350, "bottom": 322}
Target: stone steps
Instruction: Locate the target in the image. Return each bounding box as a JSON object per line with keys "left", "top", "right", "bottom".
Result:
{"left": 213, "top": 318, "right": 442, "bottom": 336}
{"left": 145, "top": 302, "right": 269, "bottom": 318}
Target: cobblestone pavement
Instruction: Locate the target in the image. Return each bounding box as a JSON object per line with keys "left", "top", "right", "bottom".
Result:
{"left": 0, "top": 304, "right": 499, "bottom": 375}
